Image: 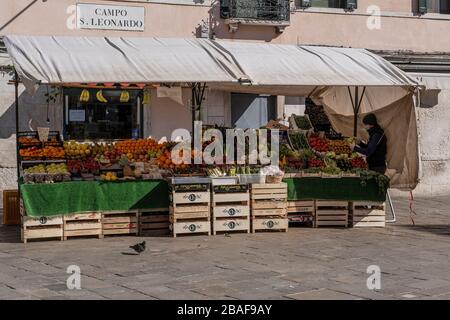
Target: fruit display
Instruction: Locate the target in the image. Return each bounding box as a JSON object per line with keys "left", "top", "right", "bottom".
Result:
{"left": 289, "top": 132, "right": 310, "bottom": 151}
{"left": 119, "top": 90, "right": 130, "bottom": 103}
{"left": 18, "top": 136, "right": 40, "bottom": 147}
{"left": 328, "top": 140, "right": 351, "bottom": 155}
{"left": 100, "top": 171, "right": 118, "bottom": 181}
{"left": 23, "top": 163, "right": 70, "bottom": 184}
{"left": 350, "top": 156, "right": 368, "bottom": 169}
{"left": 308, "top": 134, "right": 329, "bottom": 152}
{"left": 19, "top": 146, "right": 65, "bottom": 159}
{"left": 96, "top": 90, "right": 108, "bottom": 103}
{"left": 308, "top": 158, "right": 325, "bottom": 168}
{"left": 79, "top": 89, "right": 90, "bottom": 102}
{"left": 294, "top": 116, "right": 312, "bottom": 130}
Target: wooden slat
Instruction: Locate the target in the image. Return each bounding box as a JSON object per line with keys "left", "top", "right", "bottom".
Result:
{"left": 213, "top": 205, "right": 249, "bottom": 218}
{"left": 213, "top": 219, "right": 249, "bottom": 233}
{"left": 23, "top": 216, "right": 63, "bottom": 227}
{"left": 352, "top": 209, "right": 385, "bottom": 217}
{"left": 252, "top": 208, "right": 287, "bottom": 217}
{"left": 103, "top": 216, "right": 137, "bottom": 223}
{"left": 251, "top": 194, "right": 287, "bottom": 200}
{"left": 24, "top": 227, "right": 63, "bottom": 239}
{"left": 140, "top": 215, "right": 169, "bottom": 223}
{"left": 103, "top": 222, "right": 137, "bottom": 229}
{"left": 316, "top": 201, "right": 349, "bottom": 208}
{"left": 103, "top": 228, "right": 137, "bottom": 235}
{"left": 252, "top": 218, "right": 288, "bottom": 232}
{"left": 64, "top": 213, "right": 101, "bottom": 221}
{"left": 251, "top": 201, "right": 286, "bottom": 209}
{"left": 170, "top": 211, "right": 210, "bottom": 221}
{"left": 64, "top": 222, "right": 101, "bottom": 231}
{"left": 172, "top": 192, "right": 210, "bottom": 204}
{"left": 213, "top": 192, "right": 249, "bottom": 203}
{"left": 140, "top": 222, "right": 170, "bottom": 230}
{"left": 251, "top": 188, "right": 287, "bottom": 195}
{"left": 170, "top": 205, "right": 210, "bottom": 214}
{"left": 64, "top": 229, "right": 102, "bottom": 237}
{"left": 251, "top": 183, "right": 286, "bottom": 189}
{"left": 317, "top": 216, "right": 348, "bottom": 221}
{"left": 172, "top": 221, "right": 210, "bottom": 235}
{"left": 288, "top": 200, "right": 314, "bottom": 207}
{"left": 287, "top": 206, "right": 315, "bottom": 213}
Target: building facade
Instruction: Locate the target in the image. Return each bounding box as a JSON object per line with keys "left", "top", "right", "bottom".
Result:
{"left": 1, "top": 0, "right": 450, "bottom": 197}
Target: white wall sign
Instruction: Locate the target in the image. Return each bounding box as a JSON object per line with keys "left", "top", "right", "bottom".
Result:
{"left": 77, "top": 4, "right": 145, "bottom": 32}
{"left": 69, "top": 110, "right": 86, "bottom": 122}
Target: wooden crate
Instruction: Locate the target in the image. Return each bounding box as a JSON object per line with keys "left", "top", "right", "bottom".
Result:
{"left": 251, "top": 217, "right": 288, "bottom": 233}
{"left": 102, "top": 210, "right": 138, "bottom": 236}
{"left": 250, "top": 183, "right": 288, "bottom": 201}
{"left": 287, "top": 200, "right": 315, "bottom": 226}
{"left": 170, "top": 186, "right": 211, "bottom": 237}
{"left": 212, "top": 186, "right": 250, "bottom": 235}
{"left": 170, "top": 220, "right": 211, "bottom": 237}
{"left": 213, "top": 218, "right": 250, "bottom": 234}
{"left": 139, "top": 208, "right": 170, "bottom": 236}
{"left": 349, "top": 202, "right": 386, "bottom": 228}
{"left": 315, "top": 200, "right": 349, "bottom": 228}
{"left": 287, "top": 200, "right": 315, "bottom": 214}
{"left": 250, "top": 183, "right": 288, "bottom": 233}
{"left": 22, "top": 215, "right": 63, "bottom": 243}
{"left": 63, "top": 213, "right": 103, "bottom": 240}
{"left": 3, "top": 190, "right": 20, "bottom": 225}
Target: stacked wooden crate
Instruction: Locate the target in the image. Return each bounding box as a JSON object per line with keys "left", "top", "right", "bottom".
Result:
{"left": 250, "top": 183, "right": 288, "bottom": 233}
{"left": 349, "top": 202, "right": 386, "bottom": 228}
{"left": 287, "top": 200, "right": 315, "bottom": 225}
{"left": 3, "top": 190, "right": 20, "bottom": 225}
{"left": 63, "top": 213, "right": 103, "bottom": 240}
{"left": 211, "top": 184, "right": 250, "bottom": 235}
{"left": 20, "top": 199, "right": 63, "bottom": 243}
{"left": 138, "top": 208, "right": 170, "bottom": 236}
{"left": 102, "top": 210, "right": 138, "bottom": 236}
{"left": 315, "top": 200, "right": 349, "bottom": 228}
{"left": 169, "top": 183, "right": 211, "bottom": 237}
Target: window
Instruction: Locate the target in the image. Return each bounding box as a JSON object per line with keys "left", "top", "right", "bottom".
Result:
{"left": 64, "top": 88, "right": 142, "bottom": 140}
{"left": 419, "top": 0, "right": 450, "bottom": 14}
{"left": 297, "top": 0, "right": 357, "bottom": 9}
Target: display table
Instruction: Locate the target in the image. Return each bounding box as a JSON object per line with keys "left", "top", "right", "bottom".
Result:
{"left": 20, "top": 180, "right": 169, "bottom": 217}
{"left": 283, "top": 177, "right": 386, "bottom": 202}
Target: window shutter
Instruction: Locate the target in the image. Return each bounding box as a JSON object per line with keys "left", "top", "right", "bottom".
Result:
{"left": 418, "top": 0, "right": 427, "bottom": 14}
{"left": 346, "top": 0, "right": 357, "bottom": 10}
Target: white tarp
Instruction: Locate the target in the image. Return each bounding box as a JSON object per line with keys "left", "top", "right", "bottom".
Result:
{"left": 3, "top": 35, "right": 246, "bottom": 92}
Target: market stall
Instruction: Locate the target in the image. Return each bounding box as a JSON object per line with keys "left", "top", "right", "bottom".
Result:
{"left": 3, "top": 35, "right": 422, "bottom": 242}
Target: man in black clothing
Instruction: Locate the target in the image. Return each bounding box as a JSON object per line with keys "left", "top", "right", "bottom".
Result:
{"left": 351, "top": 113, "right": 387, "bottom": 174}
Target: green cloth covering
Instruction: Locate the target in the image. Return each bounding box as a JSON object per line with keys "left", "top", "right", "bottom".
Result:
{"left": 21, "top": 180, "right": 169, "bottom": 217}
{"left": 283, "top": 177, "right": 386, "bottom": 202}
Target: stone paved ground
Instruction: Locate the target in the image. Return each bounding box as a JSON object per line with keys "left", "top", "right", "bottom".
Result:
{"left": 0, "top": 195, "right": 449, "bottom": 300}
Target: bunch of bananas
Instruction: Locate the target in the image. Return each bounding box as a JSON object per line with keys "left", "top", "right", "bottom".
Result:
{"left": 120, "top": 90, "right": 130, "bottom": 103}
{"left": 96, "top": 90, "right": 108, "bottom": 103}
{"left": 143, "top": 90, "right": 151, "bottom": 104}
{"left": 79, "top": 89, "right": 90, "bottom": 102}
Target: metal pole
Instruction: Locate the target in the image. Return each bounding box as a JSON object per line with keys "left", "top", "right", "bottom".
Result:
{"left": 191, "top": 83, "right": 196, "bottom": 147}
{"left": 14, "top": 69, "right": 20, "bottom": 190}
{"left": 386, "top": 190, "right": 397, "bottom": 223}
{"left": 353, "top": 86, "right": 359, "bottom": 137}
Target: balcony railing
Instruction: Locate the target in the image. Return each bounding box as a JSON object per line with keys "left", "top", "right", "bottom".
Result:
{"left": 220, "top": 0, "right": 291, "bottom": 22}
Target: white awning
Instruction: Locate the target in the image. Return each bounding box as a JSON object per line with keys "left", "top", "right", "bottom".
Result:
{"left": 3, "top": 35, "right": 247, "bottom": 91}
{"left": 213, "top": 41, "right": 419, "bottom": 87}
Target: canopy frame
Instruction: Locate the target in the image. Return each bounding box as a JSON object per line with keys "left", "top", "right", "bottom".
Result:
{"left": 347, "top": 86, "right": 367, "bottom": 137}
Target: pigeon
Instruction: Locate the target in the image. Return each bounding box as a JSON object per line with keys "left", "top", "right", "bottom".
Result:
{"left": 129, "top": 241, "right": 146, "bottom": 254}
